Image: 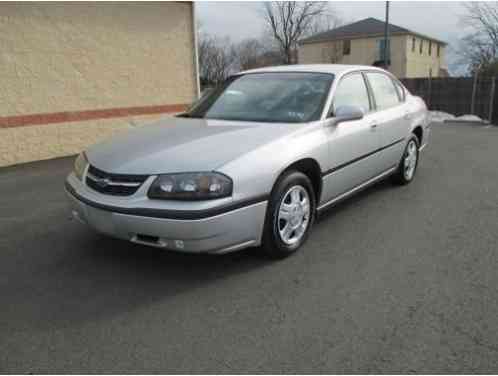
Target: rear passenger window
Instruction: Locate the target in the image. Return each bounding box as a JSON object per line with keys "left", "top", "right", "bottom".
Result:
{"left": 332, "top": 73, "right": 371, "bottom": 115}
{"left": 393, "top": 80, "right": 406, "bottom": 101}
{"left": 366, "top": 72, "right": 401, "bottom": 110}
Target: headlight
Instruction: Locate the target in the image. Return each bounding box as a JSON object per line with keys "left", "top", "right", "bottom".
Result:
{"left": 74, "top": 152, "right": 88, "bottom": 181}
{"left": 148, "top": 172, "right": 232, "bottom": 200}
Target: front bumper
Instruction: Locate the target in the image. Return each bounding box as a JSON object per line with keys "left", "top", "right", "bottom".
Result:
{"left": 65, "top": 175, "right": 267, "bottom": 254}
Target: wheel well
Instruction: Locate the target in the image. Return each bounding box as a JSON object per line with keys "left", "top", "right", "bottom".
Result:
{"left": 282, "top": 158, "right": 322, "bottom": 202}
{"left": 412, "top": 126, "right": 423, "bottom": 146}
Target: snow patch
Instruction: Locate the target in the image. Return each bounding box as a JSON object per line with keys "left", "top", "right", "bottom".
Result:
{"left": 428, "top": 111, "right": 487, "bottom": 124}
{"left": 428, "top": 111, "right": 455, "bottom": 123}
{"left": 454, "top": 114, "right": 484, "bottom": 122}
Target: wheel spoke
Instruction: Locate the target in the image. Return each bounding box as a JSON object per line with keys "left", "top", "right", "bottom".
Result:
{"left": 301, "top": 197, "right": 310, "bottom": 215}
{"left": 281, "top": 223, "right": 293, "bottom": 241}
{"left": 408, "top": 143, "right": 414, "bottom": 155}
{"left": 291, "top": 189, "right": 300, "bottom": 204}
{"left": 279, "top": 203, "right": 292, "bottom": 220}
{"left": 294, "top": 224, "right": 305, "bottom": 238}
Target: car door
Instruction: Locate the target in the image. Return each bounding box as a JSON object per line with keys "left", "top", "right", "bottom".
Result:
{"left": 320, "top": 72, "right": 384, "bottom": 206}
{"left": 364, "top": 72, "right": 411, "bottom": 171}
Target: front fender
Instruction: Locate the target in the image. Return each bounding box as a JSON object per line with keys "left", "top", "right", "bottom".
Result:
{"left": 218, "top": 123, "right": 328, "bottom": 202}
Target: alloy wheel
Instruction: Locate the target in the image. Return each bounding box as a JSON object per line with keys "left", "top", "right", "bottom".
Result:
{"left": 404, "top": 140, "right": 418, "bottom": 181}
{"left": 277, "top": 185, "right": 311, "bottom": 245}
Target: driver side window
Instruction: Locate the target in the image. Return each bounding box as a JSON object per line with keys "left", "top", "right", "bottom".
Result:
{"left": 332, "top": 73, "right": 371, "bottom": 116}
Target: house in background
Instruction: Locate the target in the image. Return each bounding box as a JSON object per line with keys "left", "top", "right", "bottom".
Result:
{"left": 298, "top": 17, "right": 447, "bottom": 78}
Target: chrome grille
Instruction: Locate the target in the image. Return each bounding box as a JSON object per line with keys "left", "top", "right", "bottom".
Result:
{"left": 85, "top": 165, "right": 149, "bottom": 196}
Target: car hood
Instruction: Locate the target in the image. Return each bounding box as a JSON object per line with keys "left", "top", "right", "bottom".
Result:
{"left": 86, "top": 117, "right": 305, "bottom": 175}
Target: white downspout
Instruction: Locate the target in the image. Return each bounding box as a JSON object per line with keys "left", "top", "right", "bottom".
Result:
{"left": 192, "top": 2, "right": 201, "bottom": 98}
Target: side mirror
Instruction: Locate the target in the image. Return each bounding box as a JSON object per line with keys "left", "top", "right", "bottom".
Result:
{"left": 327, "top": 105, "right": 365, "bottom": 126}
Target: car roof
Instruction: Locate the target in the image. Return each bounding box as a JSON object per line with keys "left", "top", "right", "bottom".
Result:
{"left": 239, "top": 64, "right": 387, "bottom": 77}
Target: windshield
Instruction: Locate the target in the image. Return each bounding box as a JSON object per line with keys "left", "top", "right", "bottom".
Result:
{"left": 184, "top": 72, "right": 334, "bottom": 123}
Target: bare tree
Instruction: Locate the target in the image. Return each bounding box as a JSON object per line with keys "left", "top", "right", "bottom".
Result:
{"left": 262, "top": 2, "right": 330, "bottom": 64}
{"left": 198, "top": 33, "right": 237, "bottom": 86}
{"left": 308, "top": 9, "right": 343, "bottom": 64}
{"left": 235, "top": 38, "right": 268, "bottom": 71}
{"left": 458, "top": 2, "right": 498, "bottom": 74}
{"left": 307, "top": 9, "right": 343, "bottom": 37}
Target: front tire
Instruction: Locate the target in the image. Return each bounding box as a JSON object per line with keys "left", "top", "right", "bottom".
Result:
{"left": 261, "top": 171, "right": 316, "bottom": 259}
{"left": 392, "top": 135, "right": 419, "bottom": 185}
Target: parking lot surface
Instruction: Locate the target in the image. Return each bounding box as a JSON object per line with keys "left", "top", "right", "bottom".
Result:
{"left": 1, "top": 122, "right": 498, "bottom": 373}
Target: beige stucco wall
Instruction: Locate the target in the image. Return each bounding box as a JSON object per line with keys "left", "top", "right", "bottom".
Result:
{"left": 298, "top": 40, "right": 343, "bottom": 65}
{"left": 0, "top": 114, "right": 165, "bottom": 167}
{"left": 299, "top": 35, "right": 407, "bottom": 77}
{"left": 342, "top": 35, "right": 407, "bottom": 78}
{"left": 0, "top": 2, "right": 197, "bottom": 167}
{"left": 404, "top": 36, "right": 446, "bottom": 78}
{"left": 298, "top": 34, "right": 446, "bottom": 78}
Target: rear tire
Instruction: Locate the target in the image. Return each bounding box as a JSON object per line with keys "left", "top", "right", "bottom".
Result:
{"left": 391, "top": 135, "right": 419, "bottom": 185}
{"left": 261, "top": 171, "right": 316, "bottom": 259}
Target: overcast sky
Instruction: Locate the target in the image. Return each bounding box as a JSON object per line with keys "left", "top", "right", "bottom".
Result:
{"left": 196, "top": 1, "right": 469, "bottom": 74}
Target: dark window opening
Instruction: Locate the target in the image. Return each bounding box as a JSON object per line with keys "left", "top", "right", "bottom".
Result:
{"left": 412, "top": 37, "right": 416, "bottom": 52}
{"left": 343, "top": 39, "right": 351, "bottom": 55}
{"left": 429, "top": 41, "right": 432, "bottom": 56}
{"left": 420, "top": 39, "right": 423, "bottom": 54}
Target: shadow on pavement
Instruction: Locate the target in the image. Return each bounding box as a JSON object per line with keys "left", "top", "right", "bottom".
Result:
{"left": 1, "top": 226, "right": 269, "bottom": 332}
{"left": 1, "top": 167, "right": 397, "bottom": 334}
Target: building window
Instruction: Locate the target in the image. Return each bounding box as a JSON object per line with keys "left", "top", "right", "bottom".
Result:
{"left": 429, "top": 41, "right": 432, "bottom": 56}
{"left": 437, "top": 44, "right": 440, "bottom": 57}
{"left": 412, "top": 37, "right": 416, "bottom": 52}
{"left": 343, "top": 39, "right": 351, "bottom": 55}
{"left": 420, "top": 39, "right": 423, "bottom": 54}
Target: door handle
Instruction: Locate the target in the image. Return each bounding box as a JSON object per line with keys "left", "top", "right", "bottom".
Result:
{"left": 369, "top": 122, "right": 378, "bottom": 130}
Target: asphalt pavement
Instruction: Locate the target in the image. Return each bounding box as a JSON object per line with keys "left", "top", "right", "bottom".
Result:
{"left": 1, "top": 122, "right": 498, "bottom": 373}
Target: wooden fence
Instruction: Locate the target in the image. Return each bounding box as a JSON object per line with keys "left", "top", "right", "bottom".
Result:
{"left": 400, "top": 76, "right": 497, "bottom": 124}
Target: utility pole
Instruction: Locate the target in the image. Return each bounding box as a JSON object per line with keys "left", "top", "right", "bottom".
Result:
{"left": 384, "top": 1, "right": 390, "bottom": 70}
{"left": 488, "top": 77, "right": 495, "bottom": 124}
{"left": 471, "top": 63, "right": 481, "bottom": 115}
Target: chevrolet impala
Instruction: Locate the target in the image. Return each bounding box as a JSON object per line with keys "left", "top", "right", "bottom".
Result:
{"left": 65, "top": 64, "right": 429, "bottom": 258}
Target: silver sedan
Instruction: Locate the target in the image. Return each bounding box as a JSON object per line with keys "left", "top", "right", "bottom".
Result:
{"left": 66, "top": 64, "right": 429, "bottom": 258}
